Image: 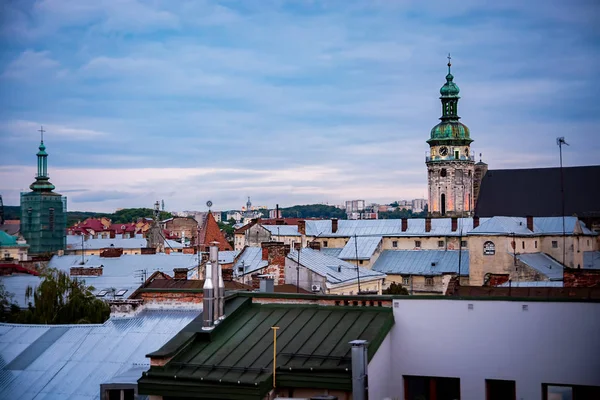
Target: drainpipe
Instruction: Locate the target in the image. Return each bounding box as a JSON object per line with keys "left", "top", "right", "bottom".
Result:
{"left": 202, "top": 261, "right": 214, "bottom": 330}
{"left": 349, "top": 339, "right": 369, "bottom": 400}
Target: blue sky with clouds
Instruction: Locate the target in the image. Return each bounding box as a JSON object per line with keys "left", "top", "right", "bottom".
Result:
{"left": 0, "top": 0, "right": 598, "bottom": 212}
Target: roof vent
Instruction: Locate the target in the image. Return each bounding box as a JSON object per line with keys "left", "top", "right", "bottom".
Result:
{"left": 431, "top": 262, "right": 437, "bottom": 267}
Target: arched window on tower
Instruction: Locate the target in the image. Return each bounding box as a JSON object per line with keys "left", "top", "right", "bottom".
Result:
{"left": 456, "top": 169, "right": 463, "bottom": 184}
{"left": 441, "top": 194, "right": 446, "bottom": 216}
{"left": 441, "top": 169, "right": 447, "bottom": 177}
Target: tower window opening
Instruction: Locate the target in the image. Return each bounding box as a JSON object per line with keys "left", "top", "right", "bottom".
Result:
{"left": 441, "top": 194, "right": 446, "bottom": 216}
{"left": 441, "top": 169, "right": 447, "bottom": 177}
{"left": 455, "top": 150, "right": 460, "bottom": 159}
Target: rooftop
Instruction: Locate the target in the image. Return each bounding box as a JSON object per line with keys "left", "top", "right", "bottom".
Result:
{"left": 66, "top": 234, "right": 148, "bottom": 250}
{"left": 469, "top": 216, "right": 596, "bottom": 236}
{"left": 516, "top": 252, "right": 564, "bottom": 280}
{"left": 372, "top": 250, "right": 469, "bottom": 276}
{"left": 337, "top": 236, "right": 382, "bottom": 260}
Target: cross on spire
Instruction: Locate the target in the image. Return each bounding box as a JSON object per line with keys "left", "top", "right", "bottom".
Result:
{"left": 447, "top": 53, "right": 452, "bottom": 73}
{"left": 38, "top": 126, "right": 45, "bottom": 142}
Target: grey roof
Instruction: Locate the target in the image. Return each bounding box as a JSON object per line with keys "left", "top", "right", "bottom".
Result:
{"left": 337, "top": 236, "right": 382, "bottom": 260}
{"left": 371, "top": 250, "right": 469, "bottom": 276}
{"left": 498, "top": 281, "right": 564, "bottom": 288}
{"left": 304, "top": 218, "right": 489, "bottom": 238}
{"left": 219, "top": 250, "right": 240, "bottom": 264}
{"left": 287, "top": 248, "right": 385, "bottom": 287}
{"left": 263, "top": 225, "right": 300, "bottom": 237}
{"left": 583, "top": 251, "right": 600, "bottom": 269}
{"left": 468, "top": 216, "right": 596, "bottom": 236}
{"left": 234, "top": 247, "right": 268, "bottom": 276}
{"left": 516, "top": 253, "right": 564, "bottom": 280}
{"left": 1, "top": 253, "right": 200, "bottom": 307}
{"left": 0, "top": 309, "right": 199, "bottom": 400}
{"left": 66, "top": 234, "right": 148, "bottom": 250}
{"left": 474, "top": 166, "right": 600, "bottom": 218}
{"left": 320, "top": 248, "right": 343, "bottom": 258}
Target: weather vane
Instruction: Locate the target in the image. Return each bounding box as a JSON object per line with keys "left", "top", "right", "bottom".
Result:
{"left": 206, "top": 200, "right": 213, "bottom": 210}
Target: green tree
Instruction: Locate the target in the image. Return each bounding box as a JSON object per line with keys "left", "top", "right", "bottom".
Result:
{"left": 382, "top": 282, "right": 409, "bottom": 295}
{"left": 281, "top": 204, "right": 346, "bottom": 219}
{"left": 16, "top": 268, "right": 110, "bottom": 324}
{"left": 0, "top": 280, "right": 20, "bottom": 322}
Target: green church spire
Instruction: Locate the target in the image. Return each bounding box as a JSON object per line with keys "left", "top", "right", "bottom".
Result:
{"left": 30, "top": 126, "right": 55, "bottom": 192}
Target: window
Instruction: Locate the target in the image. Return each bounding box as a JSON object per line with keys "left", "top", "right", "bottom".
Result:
{"left": 552, "top": 240, "right": 558, "bottom": 248}
{"left": 483, "top": 241, "right": 495, "bottom": 255}
{"left": 440, "top": 168, "right": 447, "bottom": 177}
{"left": 48, "top": 207, "right": 55, "bottom": 230}
{"left": 522, "top": 241, "right": 525, "bottom": 249}
{"left": 115, "top": 289, "right": 128, "bottom": 297}
{"left": 454, "top": 150, "right": 460, "bottom": 159}
{"left": 486, "top": 379, "right": 515, "bottom": 400}
{"left": 543, "top": 383, "right": 600, "bottom": 400}
{"left": 404, "top": 375, "right": 460, "bottom": 400}
{"left": 438, "top": 240, "right": 444, "bottom": 248}
{"left": 456, "top": 169, "right": 463, "bottom": 184}
{"left": 402, "top": 277, "right": 410, "bottom": 285}
{"left": 461, "top": 240, "right": 467, "bottom": 248}
{"left": 535, "top": 240, "right": 538, "bottom": 249}
{"left": 323, "top": 241, "right": 328, "bottom": 247}
{"left": 392, "top": 241, "right": 398, "bottom": 248}
{"left": 359, "top": 260, "right": 364, "bottom": 265}
{"left": 415, "top": 240, "right": 421, "bottom": 248}
{"left": 425, "top": 277, "right": 434, "bottom": 286}
{"left": 107, "top": 388, "right": 135, "bottom": 400}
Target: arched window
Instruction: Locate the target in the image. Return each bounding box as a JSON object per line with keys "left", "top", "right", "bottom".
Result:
{"left": 483, "top": 241, "right": 495, "bottom": 255}
{"left": 441, "top": 169, "right": 447, "bottom": 177}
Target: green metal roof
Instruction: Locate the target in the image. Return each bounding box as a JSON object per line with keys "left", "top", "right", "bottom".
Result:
{"left": 139, "top": 297, "right": 394, "bottom": 399}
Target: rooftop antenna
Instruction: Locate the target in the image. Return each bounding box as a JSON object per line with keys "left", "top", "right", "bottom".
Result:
{"left": 557, "top": 137, "right": 569, "bottom": 267}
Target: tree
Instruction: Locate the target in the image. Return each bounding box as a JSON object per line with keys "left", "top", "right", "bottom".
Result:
{"left": 16, "top": 268, "right": 110, "bottom": 324}
{"left": 0, "top": 280, "right": 20, "bottom": 322}
{"left": 383, "top": 282, "right": 409, "bottom": 295}
{"left": 281, "top": 204, "right": 346, "bottom": 219}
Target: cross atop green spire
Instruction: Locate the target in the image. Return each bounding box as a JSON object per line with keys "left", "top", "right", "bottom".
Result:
{"left": 30, "top": 126, "right": 55, "bottom": 192}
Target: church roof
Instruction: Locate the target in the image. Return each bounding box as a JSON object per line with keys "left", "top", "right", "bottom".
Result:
{"left": 474, "top": 166, "right": 600, "bottom": 218}
{"left": 197, "top": 212, "right": 232, "bottom": 251}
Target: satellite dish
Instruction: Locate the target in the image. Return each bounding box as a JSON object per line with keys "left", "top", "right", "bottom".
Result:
{"left": 206, "top": 200, "right": 213, "bottom": 208}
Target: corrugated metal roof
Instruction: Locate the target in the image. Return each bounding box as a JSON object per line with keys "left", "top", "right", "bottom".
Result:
{"left": 66, "top": 234, "right": 148, "bottom": 250}
{"left": 234, "top": 247, "right": 268, "bottom": 276}
{"left": 320, "top": 248, "right": 343, "bottom": 258}
{"left": 305, "top": 218, "right": 488, "bottom": 237}
{"left": 219, "top": 250, "right": 240, "bottom": 264}
{"left": 287, "top": 248, "right": 385, "bottom": 287}
{"left": 371, "top": 250, "right": 469, "bottom": 276}
{"left": 583, "top": 251, "right": 600, "bottom": 270}
{"left": 0, "top": 309, "right": 199, "bottom": 400}
{"left": 338, "top": 236, "right": 382, "bottom": 260}
{"left": 262, "top": 225, "right": 300, "bottom": 237}
{"left": 469, "top": 216, "right": 596, "bottom": 236}
{"left": 516, "top": 253, "right": 564, "bottom": 280}
{"left": 498, "top": 281, "right": 564, "bottom": 288}
{"left": 1, "top": 254, "right": 200, "bottom": 307}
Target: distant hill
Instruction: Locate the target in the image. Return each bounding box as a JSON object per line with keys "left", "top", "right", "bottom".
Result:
{"left": 280, "top": 204, "right": 346, "bottom": 219}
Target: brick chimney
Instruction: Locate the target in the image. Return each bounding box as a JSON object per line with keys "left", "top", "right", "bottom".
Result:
{"left": 251, "top": 273, "right": 260, "bottom": 290}
{"left": 261, "top": 241, "right": 290, "bottom": 285}
{"left": 173, "top": 268, "right": 188, "bottom": 280}
{"left": 222, "top": 268, "right": 233, "bottom": 282}
{"left": 298, "top": 220, "right": 306, "bottom": 235}
{"left": 526, "top": 215, "right": 534, "bottom": 232}
{"left": 451, "top": 217, "right": 458, "bottom": 232}
{"left": 70, "top": 266, "right": 103, "bottom": 276}
{"left": 473, "top": 216, "right": 480, "bottom": 229}
{"left": 425, "top": 218, "right": 431, "bottom": 233}
{"left": 331, "top": 218, "right": 338, "bottom": 233}
{"left": 401, "top": 218, "right": 408, "bottom": 232}
{"left": 110, "top": 230, "right": 116, "bottom": 239}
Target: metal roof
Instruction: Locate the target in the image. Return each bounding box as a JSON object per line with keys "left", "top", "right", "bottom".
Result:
{"left": 516, "top": 253, "right": 564, "bottom": 280}
{"left": 498, "top": 281, "right": 564, "bottom": 288}
{"left": 219, "top": 250, "right": 240, "bottom": 264}
{"left": 66, "top": 234, "right": 148, "bottom": 250}
{"left": 469, "top": 216, "right": 596, "bottom": 236}
{"left": 139, "top": 297, "right": 393, "bottom": 399}
{"left": 287, "top": 248, "right": 385, "bottom": 287}
{"left": 583, "top": 251, "right": 600, "bottom": 270}
{"left": 337, "top": 236, "right": 382, "bottom": 260}
{"left": 1, "top": 254, "right": 200, "bottom": 307}
{"left": 262, "top": 225, "right": 300, "bottom": 237}
{"left": 320, "top": 248, "right": 343, "bottom": 258}
{"left": 0, "top": 309, "right": 199, "bottom": 400}
{"left": 371, "top": 250, "right": 469, "bottom": 276}
{"left": 234, "top": 247, "right": 268, "bottom": 276}
{"left": 304, "top": 218, "right": 488, "bottom": 238}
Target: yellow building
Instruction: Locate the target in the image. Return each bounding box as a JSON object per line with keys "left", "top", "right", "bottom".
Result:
{"left": 0, "top": 231, "right": 29, "bottom": 262}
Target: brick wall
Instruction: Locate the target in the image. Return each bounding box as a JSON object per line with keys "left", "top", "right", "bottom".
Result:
{"left": 100, "top": 247, "right": 124, "bottom": 258}
{"left": 140, "top": 291, "right": 204, "bottom": 304}
{"left": 564, "top": 268, "right": 600, "bottom": 288}
{"left": 484, "top": 273, "right": 510, "bottom": 287}
{"left": 70, "top": 266, "right": 103, "bottom": 276}
{"left": 261, "top": 242, "right": 290, "bottom": 285}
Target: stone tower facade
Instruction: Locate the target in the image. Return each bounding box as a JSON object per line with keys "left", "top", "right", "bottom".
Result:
{"left": 426, "top": 58, "right": 474, "bottom": 217}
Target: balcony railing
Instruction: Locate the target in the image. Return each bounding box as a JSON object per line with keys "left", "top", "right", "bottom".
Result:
{"left": 426, "top": 155, "right": 475, "bottom": 162}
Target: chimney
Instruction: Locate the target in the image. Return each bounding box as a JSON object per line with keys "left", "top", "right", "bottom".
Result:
{"left": 209, "top": 241, "right": 224, "bottom": 323}
{"left": 473, "top": 216, "right": 480, "bottom": 229}
{"left": 451, "top": 217, "right": 458, "bottom": 232}
{"left": 222, "top": 268, "right": 233, "bottom": 282}
{"left": 173, "top": 268, "right": 188, "bottom": 280}
{"left": 202, "top": 261, "right": 215, "bottom": 331}
{"left": 425, "top": 217, "right": 431, "bottom": 233}
{"left": 401, "top": 218, "right": 408, "bottom": 232}
{"left": 251, "top": 273, "right": 260, "bottom": 290}
{"left": 349, "top": 340, "right": 369, "bottom": 400}
{"left": 110, "top": 230, "right": 116, "bottom": 239}
{"left": 130, "top": 231, "right": 135, "bottom": 238}
{"left": 308, "top": 241, "right": 321, "bottom": 251}
{"left": 259, "top": 276, "right": 274, "bottom": 293}
{"left": 276, "top": 204, "right": 280, "bottom": 219}
{"left": 331, "top": 218, "right": 338, "bottom": 233}
{"left": 261, "top": 241, "right": 291, "bottom": 285}
{"left": 526, "top": 215, "right": 534, "bottom": 232}
{"left": 298, "top": 220, "right": 306, "bottom": 235}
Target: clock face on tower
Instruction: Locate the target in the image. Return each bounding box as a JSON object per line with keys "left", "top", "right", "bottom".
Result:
{"left": 439, "top": 146, "right": 449, "bottom": 156}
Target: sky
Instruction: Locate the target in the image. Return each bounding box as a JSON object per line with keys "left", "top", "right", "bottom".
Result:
{"left": 0, "top": 0, "right": 599, "bottom": 213}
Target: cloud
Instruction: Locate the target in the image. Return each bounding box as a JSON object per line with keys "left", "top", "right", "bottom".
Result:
{"left": 0, "top": 50, "right": 62, "bottom": 80}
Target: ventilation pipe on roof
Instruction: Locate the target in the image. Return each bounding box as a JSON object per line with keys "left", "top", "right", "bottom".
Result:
{"left": 202, "top": 261, "right": 215, "bottom": 330}
{"left": 209, "top": 241, "right": 222, "bottom": 324}
{"left": 349, "top": 340, "right": 369, "bottom": 400}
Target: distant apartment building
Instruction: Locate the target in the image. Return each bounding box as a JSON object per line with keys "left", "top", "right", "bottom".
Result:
{"left": 412, "top": 198, "right": 428, "bottom": 213}
{"left": 345, "top": 200, "right": 365, "bottom": 214}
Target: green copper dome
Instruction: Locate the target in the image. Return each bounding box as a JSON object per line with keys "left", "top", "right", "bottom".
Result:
{"left": 430, "top": 121, "right": 470, "bottom": 140}
{"left": 440, "top": 73, "right": 460, "bottom": 97}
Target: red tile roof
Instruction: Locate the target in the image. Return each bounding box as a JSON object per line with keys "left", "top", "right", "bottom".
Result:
{"left": 198, "top": 212, "right": 232, "bottom": 251}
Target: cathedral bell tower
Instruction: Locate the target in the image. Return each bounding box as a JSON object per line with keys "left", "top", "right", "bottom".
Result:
{"left": 426, "top": 56, "right": 474, "bottom": 217}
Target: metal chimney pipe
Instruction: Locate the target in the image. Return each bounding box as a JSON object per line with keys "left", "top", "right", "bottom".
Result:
{"left": 349, "top": 340, "right": 369, "bottom": 400}
{"left": 202, "top": 261, "right": 215, "bottom": 330}
{"left": 217, "top": 258, "right": 225, "bottom": 321}
{"left": 209, "top": 241, "right": 221, "bottom": 323}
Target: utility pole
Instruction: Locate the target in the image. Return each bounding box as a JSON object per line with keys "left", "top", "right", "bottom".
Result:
{"left": 557, "top": 137, "right": 569, "bottom": 267}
